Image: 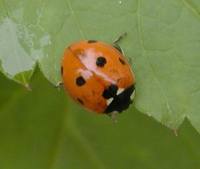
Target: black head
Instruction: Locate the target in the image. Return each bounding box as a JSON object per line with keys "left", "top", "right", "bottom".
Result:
{"left": 104, "top": 84, "right": 135, "bottom": 114}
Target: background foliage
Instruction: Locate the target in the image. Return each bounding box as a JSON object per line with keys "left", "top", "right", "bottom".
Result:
{"left": 0, "top": 0, "right": 200, "bottom": 168}
{"left": 1, "top": 70, "right": 200, "bottom": 169}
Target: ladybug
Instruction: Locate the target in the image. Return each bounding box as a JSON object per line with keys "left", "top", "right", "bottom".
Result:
{"left": 60, "top": 34, "right": 136, "bottom": 116}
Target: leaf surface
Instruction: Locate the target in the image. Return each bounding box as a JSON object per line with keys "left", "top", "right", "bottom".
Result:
{"left": 0, "top": 0, "right": 200, "bottom": 131}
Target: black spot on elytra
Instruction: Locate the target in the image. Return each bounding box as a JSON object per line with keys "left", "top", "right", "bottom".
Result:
{"left": 76, "top": 76, "right": 86, "bottom": 86}
{"left": 77, "top": 98, "right": 84, "bottom": 105}
{"left": 119, "top": 58, "right": 126, "bottom": 65}
{"left": 102, "top": 84, "right": 118, "bottom": 99}
{"left": 96, "top": 56, "right": 107, "bottom": 67}
{"left": 88, "top": 40, "right": 97, "bottom": 43}
{"left": 104, "top": 85, "right": 135, "bottom": 114}
{"left": 61, "top": 66, "right": 63, "bottom": 75}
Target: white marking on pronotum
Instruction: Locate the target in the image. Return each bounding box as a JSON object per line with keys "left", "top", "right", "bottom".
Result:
{"left": 107, "top": 98, "right": 114, "bottom": 105}
{"left": 78, "top": 69, "right": 93, "bottom": 80}
{"left": 78, "top": 48, "right": 116, "bottom": 84}
{"left": 131, "top": 90, "right": 135, "bottom": 100}
{"left": 117, "top": 88, "right": 125, "bottom": 95}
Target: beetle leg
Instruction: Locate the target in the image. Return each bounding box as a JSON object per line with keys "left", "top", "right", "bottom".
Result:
{"left": 55, "top": 81, "right": 64, "bottom": 89}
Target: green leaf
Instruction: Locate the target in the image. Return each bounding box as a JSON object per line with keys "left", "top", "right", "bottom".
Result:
{"left": 1, "top": 0, "right": 200, "bottom": 131}
{"left": 1, "top": 70, "right": 200, "bottom": 169}
{"left": 134, "top": 0, "right": 200, "bottom": 131}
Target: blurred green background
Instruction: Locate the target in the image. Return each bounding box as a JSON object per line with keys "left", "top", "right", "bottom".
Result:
{"left": 0, "top": 69, "right": 200, "bottom": 169}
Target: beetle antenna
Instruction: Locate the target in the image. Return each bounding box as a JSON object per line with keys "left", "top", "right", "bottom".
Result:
{"left": 113, "top": 32, "right": 127, "bottom": 44}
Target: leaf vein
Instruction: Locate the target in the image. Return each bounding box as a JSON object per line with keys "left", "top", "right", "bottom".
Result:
{"left": 182, "top": 0, "right": 200, "bottom": 20}
{"left": 65, "top": 0, "right": 86, "bottom": 39}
